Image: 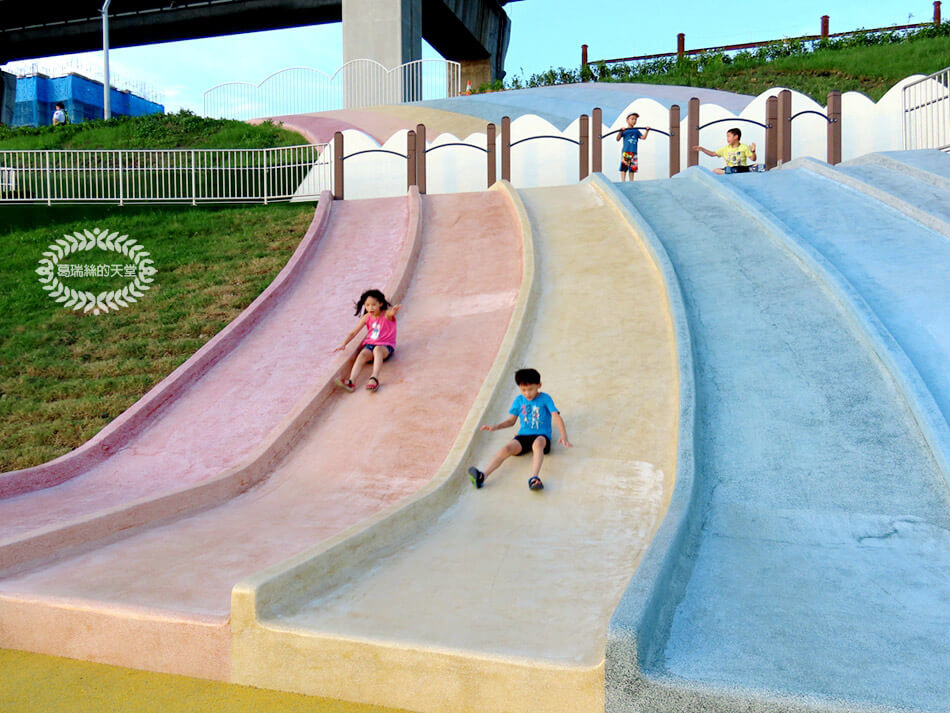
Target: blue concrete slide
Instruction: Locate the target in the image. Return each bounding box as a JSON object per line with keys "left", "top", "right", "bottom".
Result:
{"left": 605, "top": 161, "right": 950, "bottom": 713}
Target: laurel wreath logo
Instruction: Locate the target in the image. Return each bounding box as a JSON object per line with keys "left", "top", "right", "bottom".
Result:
{"left": 35, "top": 228, "right": 157, "bottom": 315}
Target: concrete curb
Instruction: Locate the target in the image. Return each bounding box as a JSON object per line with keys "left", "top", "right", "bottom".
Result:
{"left": 695, "top": 166, "right": 950, "bottom": 489}
{"left": 785, "top": 156, "right": 950, "bottom": 237}
{"left": 0, "top": 189, "right": 425, "bottom": 576}
{"left": 229, "top": 179, "right": 540, "bottom": 695}
{"left": 586, "top": 174, "right": 700, "bottom": 711}
{"left": 847, "top": 150, "right": 950, "bottom": 191}
{"left": 0, "top": 193, "right": 335, "bottom": 500}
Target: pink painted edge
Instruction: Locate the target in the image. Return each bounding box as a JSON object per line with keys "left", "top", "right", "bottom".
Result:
{"left": 0, "top": 193, "right": 334, "bottom": 500}
{"left": 0, "top": 190, "right": 424, "bottom": 576}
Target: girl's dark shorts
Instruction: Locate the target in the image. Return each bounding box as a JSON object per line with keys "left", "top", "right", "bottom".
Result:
{"left": 362, "top": 344, "right": 394, "bottom": 359}
{"left": 513, "top": 434, "right": 551, "bottom": 455}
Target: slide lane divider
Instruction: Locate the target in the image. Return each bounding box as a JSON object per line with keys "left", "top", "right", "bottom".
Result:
{"left": 229, "top": 179, "right": 539, "bottom": 684}
{"left": 0, "top": 190, "right": 425, "bottom": 577}
{"left": 587, "top": 174, "right": 702, "bottom": 710}
{"left": 693, "top": 167, "right": 950, "bottom": 489}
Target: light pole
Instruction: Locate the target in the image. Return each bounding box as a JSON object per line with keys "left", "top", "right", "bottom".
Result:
{"left": 102, "top": 0, "right": 112, "bottom": 120}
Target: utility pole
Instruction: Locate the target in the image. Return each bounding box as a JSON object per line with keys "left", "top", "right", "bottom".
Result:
{"left": 102, "top": 0, "right": 112, "bottom": 120}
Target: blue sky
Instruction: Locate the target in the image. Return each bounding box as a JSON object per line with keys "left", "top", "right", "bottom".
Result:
{"left": 2, "top": 0, "right": 935, "bottom": 113}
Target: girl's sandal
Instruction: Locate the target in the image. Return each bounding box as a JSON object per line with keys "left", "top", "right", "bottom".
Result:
{"left": 334, "top": 377, "right": 355, "bottom": 393}
{"left": 365, "top": 377, "right": 380, "bottom": 393}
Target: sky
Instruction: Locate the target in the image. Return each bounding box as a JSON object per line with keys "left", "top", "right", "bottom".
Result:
{"left": 1, "top": 0, "right": 936, "bottom": 113}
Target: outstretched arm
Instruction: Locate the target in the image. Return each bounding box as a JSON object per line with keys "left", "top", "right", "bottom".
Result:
{"left": 334, "top": 314, "right": 368, "bottom": 351}
{"left": 693, "top": 145, "right": 717, "bottom": 158}
{"left": 386, "top": 304, "right": 402, "bottom": 320}
{"left": 552, "top": 412, "right": 573, "bottom": 447}
{"left": 641, "top": 127, "right": 650, "bottom": 140}
{"left": 481, "top": 414, "right": 517, "bottom": 432}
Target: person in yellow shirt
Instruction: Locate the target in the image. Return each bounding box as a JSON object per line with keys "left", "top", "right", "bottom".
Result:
{"left": 694, "top": 127, "right": 757, "bottom": 174}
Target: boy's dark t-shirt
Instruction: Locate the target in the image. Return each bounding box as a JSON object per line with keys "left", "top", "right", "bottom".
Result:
{"left": 621, "top": 128, "right": 643, "bottom": 154}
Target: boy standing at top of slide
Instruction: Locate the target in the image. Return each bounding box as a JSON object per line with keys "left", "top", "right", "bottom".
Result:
{"left": 616, "top": 113, "right": 650, "bottom": 181}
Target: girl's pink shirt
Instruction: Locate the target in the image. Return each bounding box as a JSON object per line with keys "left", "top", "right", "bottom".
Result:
{"left": 362, "top": 313, "right": 397, "bottom": 347}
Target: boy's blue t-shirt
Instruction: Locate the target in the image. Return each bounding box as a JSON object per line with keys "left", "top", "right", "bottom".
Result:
{"left": 621, "top": 128, "right": 643, "bottom": 154}
{"left": 509, "top": 392, "right": 559, "bottom": 438}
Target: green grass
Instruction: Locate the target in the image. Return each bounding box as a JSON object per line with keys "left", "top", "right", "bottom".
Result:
{"left": 0, "top": 110, "right": 306, "bottom": 151}
{"left": 0, "top": 201, "right": 315, "bottom": 472}
{"left": 502, "top": 23, "right": 950, "bottom": 103}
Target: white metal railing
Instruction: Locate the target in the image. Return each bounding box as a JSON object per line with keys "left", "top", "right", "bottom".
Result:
{"left": 203, "top": 59, "right": 462, "bottom": 120}
{"left": 903, "top": 67, "right": 950, "bottom": 151}
{"left": 0, "top": 144, "right": 330, "bottom": 204}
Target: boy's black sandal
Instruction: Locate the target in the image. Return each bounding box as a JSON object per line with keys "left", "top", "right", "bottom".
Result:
{"left": 468, "top": 467, "right": 485, "bottom": 489}
{"left": 528, "top": 475, "right": 544, "bottom": 491}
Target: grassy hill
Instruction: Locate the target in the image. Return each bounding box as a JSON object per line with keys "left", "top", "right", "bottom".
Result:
{"left": 503, "top": 23, "right": 950, "bottom": 102}
{"left": 0, "top": 110, "right": 305, "bottom": 150}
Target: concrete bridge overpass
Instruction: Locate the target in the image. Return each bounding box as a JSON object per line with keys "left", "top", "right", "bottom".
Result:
{"left": 0, "top": 0, "right": 519, "bottom": 87}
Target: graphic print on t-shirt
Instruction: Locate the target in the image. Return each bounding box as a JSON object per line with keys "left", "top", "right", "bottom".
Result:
{"left": 368, "top": 320, "right": 381, "bottom": 341}
{"left": 522, "top": 403, "right": 541, "bottom": 430}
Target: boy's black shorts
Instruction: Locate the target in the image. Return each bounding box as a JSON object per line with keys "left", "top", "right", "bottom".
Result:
{"left": 513, "top": 434, "right": 551, "bottom": 455}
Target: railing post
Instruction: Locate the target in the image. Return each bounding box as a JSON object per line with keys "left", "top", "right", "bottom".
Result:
{"left": 263, "top": 148, "right": 268, "bottom": 205}
{"left": 407, "top": 130, "right": 417, "bottom": 191}
{"left": 581, "top": 44, "right": 589, "bottom": 72}
{"left": 190, "top": 149, "right": 197, "bottom": 206}
{"left": 778, "top": 89, "right": 792, "bottom": 165}
{"left": 118, "top": 150, "right": 124, "bottom": 205}
{"left": 44, "top": 152, "right": 51, "bottom": 206}
{"left": 333, "top": 131, "right": 344, "bottom": 200}
{"left": 935, "top": 1, "right": 942, "bottom": 25}
{"left": 827, "top": 90, "right": 842, "bottom": 165}
{"left": 416, "top": 123, "right": 427, "bottom": 195}
{"left": 579, "top": 114, "right": 589, "bottom": 180}
{"left": 669, "top": 104, "right": 681, "bottom": 177}
{"left": 677, "top": 33, "right": 686, "bottom": 57}
{"left": 592, "top": 107, "right": 603, "bottom": 173}
{"left": 821, "top": 15, "right": 830, "bottom": 39}
{"left": 687, "top": 97, "right": 700, "bottom": 167}
{"left": 501, "top": 116, "right": 511, "bottom": 182}
{"left": 765, "top": 95, "right": 778, "bottom": 170}
{"left": 487, "top": 123, "right": 497, "bottom": 187}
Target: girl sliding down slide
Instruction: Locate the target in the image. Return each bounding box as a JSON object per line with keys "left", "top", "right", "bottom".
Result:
{"left": 334, "top": 289, "right": 401, "bottom": 393}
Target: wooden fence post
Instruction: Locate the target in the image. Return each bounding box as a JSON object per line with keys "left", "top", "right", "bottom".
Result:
{"left": 579, "top": 114, "right": 589, "bottom": 180}
{"left": 827, "top": 90, "right": 842, "bottom": 165}
{"left": 487, "top": 122, "right": 497, "bottom": 187}
{"left": 669, "top": 104, "right": 681, "bottom": 177}
{"left": 687, "top": 97, "right": 700, "bottom": 167}
{"left": 582, "top": 44, "right": 589, "bottom": 72}
{"left": 935, "top": 1, "right": 942, "bottom": 25}
{"left": 821, "top": 15, "right": 830, "bottom": 39}
{"left": 778, "top": 89, "right": 792, "bottom": 165}
{"left": 407, "top": 130, "right": 417, "bottom": 191}
{"left": 765, "top": 95, "right": 778, "bottom": 170}
{"left": 333, "top": 131, "right": 344, "bottom": 200}
{"left": 415, "top": 123, "right": 427, "bottom": 194}
{"left": 501, "top": 116, "right": 511, "bottom": 182}
{"left": 592, "top": 107, "right": 603, "bottom": 173}
{"left": 677, "top": 33, "right": 685, "bottom": 57}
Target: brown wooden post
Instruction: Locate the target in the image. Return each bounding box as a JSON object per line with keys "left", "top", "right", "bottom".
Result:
{"left": 669, "top": 104, "right": 681, "bottom": 177}
{"left": 333, "top": 130, "right": 344, "bottom": 200}
{"left": 820, "top": 15, "right": 830, "bottom": 39}
{"left": 677, "top": 33, "right": 685, "bottom": 57}
{"left": 765, "top": 95, "right": 778, "bottom": 170}
{"left": 501, "top": 116, "right": 511, "bottom": 182}
{"left": 415, "top": 123, "right": 427, "bottom": 194}
{"left": 592, "top": 107, "right": 603, "bottom": 173}
{"left": 487, "top": 122, "right": 497, "bottom": 187}
{"left": 778, "top": 89, "right": 792, "bottom": 164}
{"left": 407, "top": 130, "right": 417, "bottom": 190}
{"left": 687, "top": 97, "right": 700, "bottom": 167}
{"left": 579, "top": 114, "right": 589, "bottom": 180}
{"left": 936, "top": 1, "right": 942, "bottom": 24}
{"left": 827, "top": 90, "right": 842, "bottom": 165}
{"left": 582, "top": 44, "right": 589, "bottom": 71}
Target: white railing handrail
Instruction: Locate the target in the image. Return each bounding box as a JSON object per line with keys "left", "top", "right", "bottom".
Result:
{"left": 902, "top": 65, "right": 950, "bottom": 91}
{"left": 0, "top": 143, "right": 331, "bottom": 205}
{"left": 902, "top": 67, "right": 949, "bottom": 150}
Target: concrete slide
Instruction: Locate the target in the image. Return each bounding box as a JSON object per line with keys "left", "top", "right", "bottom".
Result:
{"left": 0, "top": 190, "right": 523, "bottom": 680}
{"left": 0, "top": 193, "right": 414, "bottom": 572}
{"left": 606, "top": 166, "right": 950, "bottom": 713}
{"left": 229, "top": 179, "right": 681, "bottom": 713}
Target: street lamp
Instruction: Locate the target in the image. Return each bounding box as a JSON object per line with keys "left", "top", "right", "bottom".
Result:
{"left": 102, "top": 0, "right": 112, "bottom": 120}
